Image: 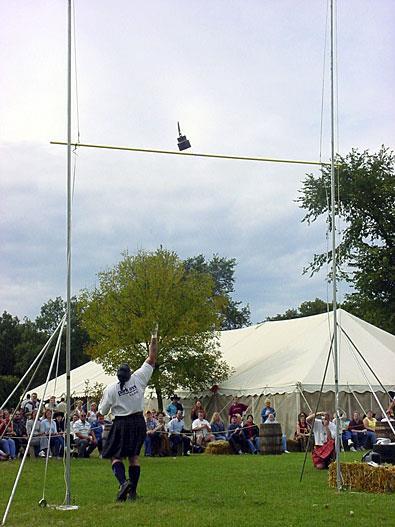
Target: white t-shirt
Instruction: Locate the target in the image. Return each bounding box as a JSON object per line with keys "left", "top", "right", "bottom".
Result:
{"left": 313, "top": 419, "right": 336, "bottom": 446}
{"left": 99, "top": 362, "right": 154, "bottom": 417}
{"left": 192, "top": 418, "right": 211, "bottom": 437}
{"left": 73, "top": 419, "right": 92, "bottom": 438}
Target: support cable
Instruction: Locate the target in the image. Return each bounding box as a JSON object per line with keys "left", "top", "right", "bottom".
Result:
{"left": 0, "top": 315, "right": 66, "bottom": 410}
{"left": 1, "top": 318, "right": 66, "bottom": 526}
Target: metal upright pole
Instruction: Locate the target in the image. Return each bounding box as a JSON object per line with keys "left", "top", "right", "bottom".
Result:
{"left": 330, "top": 0, "right": 342, "bottom": 491}
{"left": 65, "top": 0, "right": 72, "bottom": 505}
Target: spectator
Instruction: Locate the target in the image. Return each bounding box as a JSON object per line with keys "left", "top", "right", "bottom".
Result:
{"left": 307, "top": 411, "right": 336, "bottom": 469}
{"left": 144, "top": 410, "right": 159, "bottom": 456}
{"left": 12, "top": 409, "right": 27, "bottom": 456}
{"left": 228, "top": 396, "right": 248, "bottom": 423}
{"left": 166, "top": 396, "right": 180, "bottom": 419}
{"left": 45, "top": 396, "right": 58, "bottom": 411}
{"left": 192, "top": 410, "right": 215, "bottom": 447}
{"left": 210, "top": 412, "right": 227, "bottom": 441}
{"left": 227, "top": 414, "right": 250, "bottom": 454}
{"left": 335, "top": 412, "right": 355, "bottom": 451}
{"left": 24, "top": 393, "right": 39, "bottom": 414}
{"left": 72, "top": 411, "right": 97, "bottom": 458}
{"left": 152, "top": 412, "right": 170, "bottom": 456}
{"left": 39, "top": 409, "right": 64, "bottom": 459}
{"left": 294, "top": 412, "right": 311, "bottom": 451}
{"left": 90, "top": 412, "right": 109, "bottom": 455}
{"left": 0, "top": 409, "right": 17, "bottom": 460}
{"left": 261, "top": 399, "right": 276, "bottom": 424}
{"left": 348, "top": 411, "right": 367, "bottom": 451}
{"left": 243, "top": 414, "right": 259, "bottom": 454}
{"left": 190, "top": 400, "right": 207, "bottom": 421}
{"left": 26, "top": 410, "right": 42, "bottom": 456}
{"left": 87, "top": 403, "right": 98, "bottom": 424}
{"left": 74, "top": 400, "right": 84, "bottom": 417}
{"left": 363, "top": 410, "right": 377, "bottom": 448}
{"left": 168, "top": 410, "right": 191, "bottom": 456}
{"left": 56, "top": 397, "right": 67, "bottom": 416}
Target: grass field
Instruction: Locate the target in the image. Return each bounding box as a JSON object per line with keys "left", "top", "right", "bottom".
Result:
{"left": 0, "top": 452, "right": 393, "bottom": 527}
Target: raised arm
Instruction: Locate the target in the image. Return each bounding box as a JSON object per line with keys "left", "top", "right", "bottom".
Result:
{"left": 146, "top": 329, "right": 158, "bottom": 367}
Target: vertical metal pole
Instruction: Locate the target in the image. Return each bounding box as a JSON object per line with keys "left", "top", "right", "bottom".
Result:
{"left": 66, "top": 0, "right": 72, "bottom": 505}
{"left": 330, "top": 0, "right": 341, "bottom": 491}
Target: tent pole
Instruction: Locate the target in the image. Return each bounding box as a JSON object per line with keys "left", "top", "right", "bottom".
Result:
{"left": 329, "top": 0, "right": 342, "bottom": 492}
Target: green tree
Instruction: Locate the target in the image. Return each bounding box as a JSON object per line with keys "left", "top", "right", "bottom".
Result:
{"left": 36, "top": 296, "right": 91, "bottom": 372}
{"left": 297, "top": 146, "right": 395, "bottom": 334}
{"left": 79, "top": 248, "right": 230, "bottom": 410}
{"left": 184, "top": 254, "right": 251, "bottom": 330}
{"left": 266, "top": 298, "right": 331, "bottom": 321}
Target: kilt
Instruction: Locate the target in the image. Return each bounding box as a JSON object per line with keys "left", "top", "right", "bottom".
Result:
{"left": 102, "top": 412, "right": 146, "bottom": 459}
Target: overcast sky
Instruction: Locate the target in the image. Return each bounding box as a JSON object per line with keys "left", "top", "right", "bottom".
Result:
{"left": 1, "top": 1, "right": 394, "bottom": 323}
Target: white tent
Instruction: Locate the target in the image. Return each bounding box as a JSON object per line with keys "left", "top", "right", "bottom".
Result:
{"left": 32, "top": 309, "right": 395, "bottom": 435}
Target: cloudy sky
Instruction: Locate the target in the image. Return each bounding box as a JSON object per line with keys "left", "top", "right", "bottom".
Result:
{"left": 1, "top": 1, "right": 394, "bottom": 323}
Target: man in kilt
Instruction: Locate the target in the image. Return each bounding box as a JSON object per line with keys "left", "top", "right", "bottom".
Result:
{"left": 99, "top": 332, "right": 157, "bottom": 501}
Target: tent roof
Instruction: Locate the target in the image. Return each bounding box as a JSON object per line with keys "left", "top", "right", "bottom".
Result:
{"left": 32, "top": 309, "right": 395, "bottom": 398}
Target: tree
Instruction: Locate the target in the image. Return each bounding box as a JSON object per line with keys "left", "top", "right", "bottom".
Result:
{"left": 297, "top": 146, "right": 395, "bottom": 334}
{"left": 36, "top": 296, "right": 91, "bottom": 372}
{"left": 266, "top": 298, "right": 331, "bottom": 321}
{"left": 79, "top": 248, "right": 231, "bottom": 410}
{"left": 184, "top": 254, "right": 251, "bottom": 329}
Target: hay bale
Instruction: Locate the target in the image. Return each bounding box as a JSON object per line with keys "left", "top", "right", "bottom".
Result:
{"left": 329, "top": 462, "right": 395, "bottom": 493}
{"left": 205, "top": 440, "right": 232, "bottom": 455}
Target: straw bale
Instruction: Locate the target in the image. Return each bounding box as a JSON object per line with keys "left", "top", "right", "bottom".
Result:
{"left": 205, "top": 440, "right": 232, "bottom": 455}
{"left": 329, "top": 462, "right": 395, "bottom": 493}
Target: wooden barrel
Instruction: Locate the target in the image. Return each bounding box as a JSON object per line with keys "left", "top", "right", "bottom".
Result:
{"left": 375, "top": 421, "right": 395, "bottom": 442}
{"left": 259, "top": 423, "right": 283, "bottom": 455}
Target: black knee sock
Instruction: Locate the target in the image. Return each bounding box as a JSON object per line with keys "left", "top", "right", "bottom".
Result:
{"left": 128, "top": 465, "right": 140, "bottom": 494}
{"left": 112, "top": 461, "right": 126, "bottom": 485}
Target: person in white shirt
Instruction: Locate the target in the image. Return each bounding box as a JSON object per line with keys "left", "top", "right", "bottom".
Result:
{"left": 168, "top": 410, "right": 192, "bottom": 456}
{"left": 192, "top": 410, "right": 215, "bottom": 447}
{"left": 72, "top": 411, "right": 97, "bottom": 458}
{"left": 307, "top": 411, "right": 336, "bottom": 469}
{"left": 99, "top": 332, "right": 157, "bottom": 502}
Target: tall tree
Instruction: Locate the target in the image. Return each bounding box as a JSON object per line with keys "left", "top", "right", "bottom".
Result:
{"left": 79, "top": 248, "right": 230, "bottom": 410}
{"left": 297, "top": 146, "right": 395, "bottom": 334}
{"left": 184, "top": 254, "right": 251, "bottom": 330}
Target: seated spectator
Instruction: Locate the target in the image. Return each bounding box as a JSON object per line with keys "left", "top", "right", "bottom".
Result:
{"left": 228, "top": 396, "right": 248, "bottom": 423}
{"left": 227, "top": 414, "right": 251, "bottom": 454}
{"left": 243, "top": 414, "right": 259, "bottom": 453}
{"left": 87, "top": 402, "right": 98, "bottom": 424}
{"left": 294, "top": 412, "right": 311, "bottom": 451}
{"left": 210, "top": 412, "right": 227, "bottom": 441}
{"left": 74, "top": 400, "right": 84, "bottom": 417}
{"left": 0, "top": 410, "right": 17, "bottom": 459}
{"left": 307, "top": 411, "right": 336, "bottom": 469}
{"left": 39, "top": 409, "right": 64, "bottom": 459}
{"left": 168, "top": 410, "right": 191, "bottom": 456}
{"left": 56, "top": 397, "right": 67, "bottom": 416}
{"left": 26, "top": 410, "right": 42, "bottom": 456}
{"left": 363, "top": 410, "right": 377, "bottom": 448}
{"left": 386, "top": 398, "right": 395, "bottom": 419}
{"left": 152, "top": 412, "right": 170, "bottom": 456}
{"left": 12, "top": 409, "right": 27, "bottom": 456}
{"left": 263, "top": 413, "right": 289, "bottom": 453}
{"left": 192, "top": 410, "right": 215, "bottom": 447}
{"left": 144, "top": 410, "right": 159, "bottom": 456}
{"left": 261, "top": 399, "right": 276, "bottom": 424}
{"left": 72, "top": 411, "right": 97, "bottom": 458}
{"left": 90, "top": 412, "right": 109, "bottom": 455}
{"left": 190, "top": 400, "right": 207, "bottom": 421}
{"left": 335, "top": 412, "right": 355, "bottom": 451}
{"left": 348, "top": 411, "right": 367, "bottom": 450}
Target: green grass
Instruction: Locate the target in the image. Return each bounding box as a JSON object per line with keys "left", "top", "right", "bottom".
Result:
{"left": 0, "top": 452, "right": 393, "bottom": 527}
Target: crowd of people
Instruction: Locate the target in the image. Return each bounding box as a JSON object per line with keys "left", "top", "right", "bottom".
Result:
{"left": 1, "top": 392, "right": 394, "bottom": 465}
